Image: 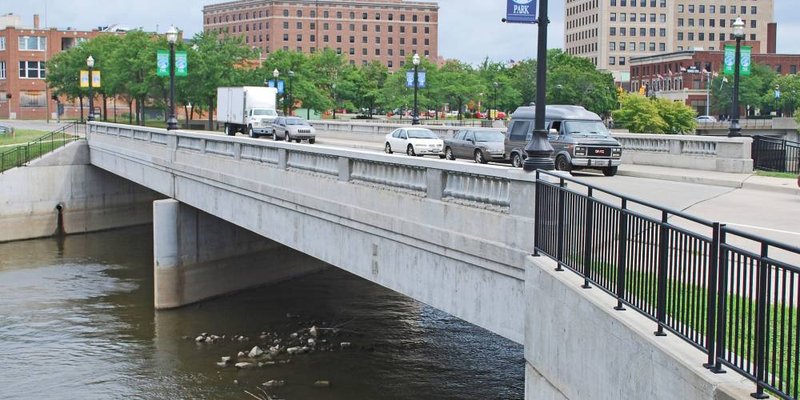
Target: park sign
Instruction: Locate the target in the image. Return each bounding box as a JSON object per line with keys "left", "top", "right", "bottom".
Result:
{"left": 506, "top": 0, "right": 537, "bottom": 24}
{"left": 723, "top": 45, "right": 752, "bottom": 76}
{"left": 156, "top": 50, "right": 188, "bottom": 77}
{"left": 79, "top": 70, "right": 101, "bottom": 88}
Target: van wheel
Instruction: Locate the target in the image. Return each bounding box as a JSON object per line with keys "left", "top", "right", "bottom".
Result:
{"left": 309, "top": 138, "right": 315, "bottom": 144}
{"left": 445, "top": 147, "right": 455, "bottom": 160}
{"left": 603, "top": 166, "right": 618, "bottom": 176}
{"left": 555, "top": 155, "right": 572, "bottom": 172}
{"left": 511, "top": 153, "right": 523, "bottom": 168}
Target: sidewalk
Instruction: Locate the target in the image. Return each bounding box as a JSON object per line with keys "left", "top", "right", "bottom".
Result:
{"left": 618, "top": 164, "right": 800, "bottom": 195}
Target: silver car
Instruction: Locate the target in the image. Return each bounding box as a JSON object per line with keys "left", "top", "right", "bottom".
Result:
{"left": 443, "top": 129, "right": 506, "bottom": 164}
{"left": 272, "top": 117, "right": 316, "bottom": 144}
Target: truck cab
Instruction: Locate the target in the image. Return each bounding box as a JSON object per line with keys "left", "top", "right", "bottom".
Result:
{"left": 505, "top": 105, "right": 622, "bottom": 176}
{"left": 247, "top": 108, "right": 279, "bottom": 136}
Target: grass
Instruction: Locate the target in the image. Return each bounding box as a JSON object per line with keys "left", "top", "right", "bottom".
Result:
{"left": 756, "top": 170, "right": 799, "bottom": 179}
{"left": 0, "top": 129, "right": 48, "bottom": 146}
{"left": 0, "top": 130, "right": 81, "bottom": 172}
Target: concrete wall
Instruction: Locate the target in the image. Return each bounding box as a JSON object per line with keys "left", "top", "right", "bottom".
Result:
{"left": 153, "top": 199, "right": 328, "bottom": 309}
{"left": 0, "top": 141, "right": 162, "bottom": 242}
{"left": 524, "top": 256, "right": 755, "bottom": 400}
{"left": 88, "top": 122, "right": 536, "bottom": 343}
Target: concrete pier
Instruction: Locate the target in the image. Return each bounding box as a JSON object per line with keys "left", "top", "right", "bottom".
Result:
{"left": 153, "top": 199, "right": 327, "bottom": 309}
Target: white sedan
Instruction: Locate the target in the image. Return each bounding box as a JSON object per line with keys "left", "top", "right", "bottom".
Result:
{"left": 384, "top": 128, "right": 445, "bottom": 158}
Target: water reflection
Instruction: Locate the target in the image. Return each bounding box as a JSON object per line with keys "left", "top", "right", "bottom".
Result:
{"left": 0, "top": 226, "right": 523, "bottom": 399}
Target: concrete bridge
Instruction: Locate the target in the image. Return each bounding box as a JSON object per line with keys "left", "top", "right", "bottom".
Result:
{"left": 0, "top": 122, "right": 759, "bottom": 400}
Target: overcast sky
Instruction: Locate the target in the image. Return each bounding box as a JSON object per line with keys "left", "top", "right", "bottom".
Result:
{"left": 4, "top": 0, "right": 800, "bottom": 65}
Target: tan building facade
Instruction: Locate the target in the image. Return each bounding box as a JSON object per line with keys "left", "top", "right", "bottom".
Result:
{"left": 203, "top": 0, "right": 439, "bottom": 71}
{"left": 565, "top": 0, "right": 775, "bottom": 84}
{"left": 0, "top": 14, "right": 120, "bottom": 120}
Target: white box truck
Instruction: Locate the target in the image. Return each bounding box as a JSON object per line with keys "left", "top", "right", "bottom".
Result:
{"left": 216, "top": 86, "right": 279, "bottom": 137}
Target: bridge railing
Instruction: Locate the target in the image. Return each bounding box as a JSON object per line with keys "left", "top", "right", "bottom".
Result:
{"left": 612, "top": 133, "right": 754, "bottom": 173}
{"left": 752, "top": 136, "right": 800, "bottom": 174}
{"left": 0, "top": 122, "right": 83, "bottom": 173}
{"left": 87, "top": 122, "right": 535, "bottom": 218}
{"left": 534, "top": 170, "right": 800, "bottom": 400}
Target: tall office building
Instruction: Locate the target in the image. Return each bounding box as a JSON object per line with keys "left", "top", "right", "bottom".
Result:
{"left": 203, "top": 0, "right": 439, "bottom": 71}
{"left": 564, "top": 0, "right": 776, "bottom": 84}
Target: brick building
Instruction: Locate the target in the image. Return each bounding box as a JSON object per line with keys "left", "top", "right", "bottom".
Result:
{"left": 630, "top": 49, "right": 800, "bottom": 115}
{"left": 0, "top": 14, "right": 122, "bottom": 120}
{"left": 203, "top": 0, "right": 439, "bottom": 71}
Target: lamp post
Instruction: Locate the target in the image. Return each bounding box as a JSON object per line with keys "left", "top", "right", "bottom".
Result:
{"left": 774, "top": 84, "right": 781, "bottom": 117}
{"left": 166, "top": 26, "right": 179, "bottom": 130}
{"left": 705, "top": 70, "right": 711, "bottom": 117}
{"left": 412, "top": 53, "right": 420, "bottom": 125}
{"left": 86, "top": 55, "right": 95, "bottom": 122}
{"left": 287, "top": 70, "right": 295, "bottom": 116}
{"left": 332, "top": 83, "right": 337, "bottom": 120}
{"left": 492, "top": 81, "right": 499, "bottom": 121}
{"left": 728, "top": 17, "right": 745, "bottom": 137}
{"left": 272, "top": 68, "right": 280, "bottom": 113}
{"left": 523, "top": 0, "right": 555, "bottom": 172}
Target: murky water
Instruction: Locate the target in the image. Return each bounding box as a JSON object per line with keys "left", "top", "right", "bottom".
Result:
{"left": 0, "top": 226, "right": 524, "bottom": 399}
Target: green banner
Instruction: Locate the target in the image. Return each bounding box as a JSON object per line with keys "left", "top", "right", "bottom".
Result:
{"left": 723, "top": 45, "right": 752, "bottom": 76}
{"left": 156, "top": 50, "right": 169, "bottom": 77}
{"left": 156, "top": 50, "right": 188, "bottom": 77}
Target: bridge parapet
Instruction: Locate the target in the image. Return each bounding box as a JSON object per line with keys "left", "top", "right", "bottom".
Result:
{"left": 613, "top": 133, "right": 753, "bottom": 173}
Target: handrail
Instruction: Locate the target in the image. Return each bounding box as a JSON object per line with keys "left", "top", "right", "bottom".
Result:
{"left": 752, "top": 135, "right": 800, "bottom": 174}
{"left": 535, "top": 169, "right": 800, "bottom": 400}
{"left": 0, "top": 122, "right": 83, "bottom": 173}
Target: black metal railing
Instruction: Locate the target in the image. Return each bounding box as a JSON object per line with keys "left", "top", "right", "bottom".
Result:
{"left": 0, "top": 123, "right": 83, "bottom": 173}
{"left": 752, "top": 136, "right": 800, "bottom": 174}
{"left": 535, "top": 170, "right": 800, "bottom": 400}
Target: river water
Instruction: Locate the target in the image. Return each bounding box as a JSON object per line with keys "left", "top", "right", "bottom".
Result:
{"left": 0, "top": 226, "right": 524, "bottom": 399}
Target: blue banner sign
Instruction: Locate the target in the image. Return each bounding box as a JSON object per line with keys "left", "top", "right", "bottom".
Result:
{"left": 506, "top": 0, "right": 537, "bottom": 24}
{"left": 405, "top": 71, "right": 427, "bottom": 88}
{"left": 267, "top": 79, "right": 286, "bottom": 94}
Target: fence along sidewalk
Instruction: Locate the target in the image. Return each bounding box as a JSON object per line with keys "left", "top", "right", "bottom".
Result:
{"left": 0, "top": 123, "right": 83, "bottom": 173}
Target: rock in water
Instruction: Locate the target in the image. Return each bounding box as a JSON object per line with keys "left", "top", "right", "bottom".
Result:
{"left": 221, "top": 356, "right": 232, "bottom": 363}
{"left": 313, "top": 380, "right": 331, "bottom": 388}
{"left": 234, "top": 362, "right": 256, "bottom": 369}
{"left": 340, "top": 342, "right": 351, "bottom": 349}
{"left": 263, "top": 379, "right": 285, "bottom": 388}
{"left": 248, "top": 346, "right": 264, "bottom": 358}
{"left": 195, "top": 336, "right": 205, "bottom": 343}
{"left": 309, "top": 326, "right": 318, "bottom": 337}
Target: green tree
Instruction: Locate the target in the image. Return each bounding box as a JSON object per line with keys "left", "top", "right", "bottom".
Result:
{"left": 437, "top": 60, "right": 482, "bottom": 119}
{"left": 546, "top": 49, "right": 617, "bottom": 117}
{"left": 613, "top": 94, "right": 666, "bottom": 133}
{"left": 711, "top": 64, "right": 777, "bottom": 118}
{"left": 656, "top": 98, "right": 697, "bottom": 134}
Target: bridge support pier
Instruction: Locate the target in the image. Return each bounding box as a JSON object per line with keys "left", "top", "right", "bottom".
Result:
{"left": 153, "top": 199, "right": 327, "bottom": 309}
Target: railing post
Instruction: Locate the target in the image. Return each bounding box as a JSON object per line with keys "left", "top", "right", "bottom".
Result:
{"left": 704, "top": 222, "right": 721, "bottom": 369}
{"left": 582, "top": 187, "right": 594, "bottom": 289}
{"left": 534, "top": 170, "right": 541, "bottom": 256}
{"left": 555, "top": 177, "right": 566, "bottom": 271}
{"left": 712, "top": 225, "right": 728, "bottom": 374}
{"left": 654, "top": 210, "right": 669, "bottom": 337}
{"left": 751, "top": 243, "right": 771, "bottom": 399}
{"left": 614, "top": 199, "right": 628, "bottom": 311}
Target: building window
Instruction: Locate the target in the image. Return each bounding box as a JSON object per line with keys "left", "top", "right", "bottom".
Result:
{"left": 297, "top": 22, "right": 302, "bottom": 29}
{"left": 619, "top": 57, "right": 626, "bottom": 66}
{"left": 0, "top": 61, "right": 5, "bottom": 79}
{"left": 297, "top": 10, "right": 302, "bottom": 17}
{"left": 18, "top": 36, "right": 46, "bottom": 51}
{"left": 283, "top": 9, "right": 289, "bottom": 17}
{"left": 609, "top": 56, "right": 616, "bottom": 65}
{"left": 19, "top": 61, "right": 46, "bottom": 78}
{"left": 751, "top": 6, "right": 757, "bottom": 15}
{"left": 0, "top": 37, "right": 5, "bottom": 51}
{"left": 20, "top": 91, "right": 47, "bottom": 107}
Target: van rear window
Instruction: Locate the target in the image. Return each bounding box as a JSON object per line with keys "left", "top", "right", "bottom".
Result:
{"left": 509, "top": 121, "right": 531, "bottom": 142}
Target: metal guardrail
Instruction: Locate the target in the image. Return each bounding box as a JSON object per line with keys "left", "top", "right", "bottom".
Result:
{"left": 753, "top": 136, "right": 800, "bottom": 174}
{"left": 0, "top": 123, "right": 83, "bottom": 173}
{"left": 534, "top": 170, "right": 800, "bottom": 400}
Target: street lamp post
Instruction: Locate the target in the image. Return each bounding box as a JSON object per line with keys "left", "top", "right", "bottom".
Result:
{"left": 523, "top": 0, "right": 555, "bottom": 172}
{"left": 272, "top": 68, "right": 280, "bottom": 113}
{"left": 412, "top": 53, "right": 420, "bottom": 125}
{"left": 86, "top": 55, "right": 95, "bottom": 122}
{"left": 774, "top": 84, "right": 781, "bottom": 117}
{"left": 166, "top": 26, "right": 179, "bottom": 130}
{"left": 705, "top": 71, "right": 711, "bottom": 117}
{"left": 728, "top": 17, "right": 745, "bottom": 137}
{"left": 287, "top": 70, "right": 295, "bottom": 116}
{"left": 492, "top": 82, "right": 499, "bottom": 121}
{"left": 332, "top": 83, "right": 337, "bottom": 120}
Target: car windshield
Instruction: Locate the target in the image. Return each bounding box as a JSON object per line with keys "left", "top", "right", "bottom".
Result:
{"left": 285, "top": 118, "right": 308, "bottom": 125}
{"left": 407, "top": 129, "right": 438, "bottom": 139}
{"left": 564, "top": 121, "right": 610, "bottom": 137}
{"left": 473, "top": 130, "right": 505, "bottom": 142}
{"left": 253, "top": 109, "right": 277, "bottom": 116}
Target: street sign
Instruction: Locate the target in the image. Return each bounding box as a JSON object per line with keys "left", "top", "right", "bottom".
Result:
{"left": 418, "top": 71, "right": 427, "bottom": 88}
{"left": 80, "top": 70, "right": 89, "bottom": 88}
{"left": 723, "top": 45, "right": 752, "bottom": 76}
{"left": 267, "top": 80, "right": 285, "bottom": 94}
{"left": 175, "top": 51, "right": 188, "bottom": 77}
{"left": 80, "top": 70, "right": 101, "bottom": 88}
{"left": 92, "top": 70, "right": 101, "bottom": 88}
{"left": 506, "top": 0, "right": 537, "bottom": 24}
